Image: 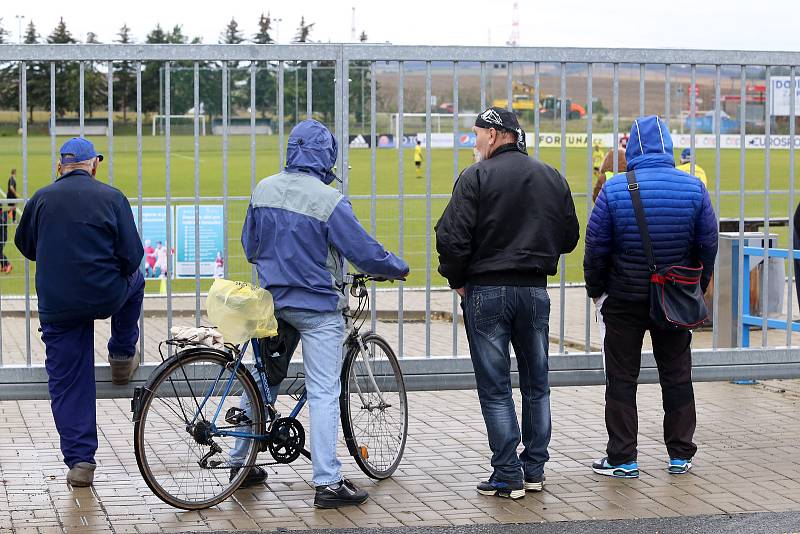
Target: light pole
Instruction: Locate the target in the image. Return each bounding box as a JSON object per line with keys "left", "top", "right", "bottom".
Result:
{"left": 361, "top": 67, "right": 365, "bottom": 132}
{"left": 16, "top": 15, "right": 25, "bottom": 130}
{"left": 274, "top": 18, "right": 283, "bottom": 43}
{"left": 15, "top": 15, "right": 24, "bottom": 43}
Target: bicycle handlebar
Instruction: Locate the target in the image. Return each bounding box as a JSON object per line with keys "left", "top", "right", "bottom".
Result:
{"left": 346, "top": 273, "right": 406, "bottom": 284}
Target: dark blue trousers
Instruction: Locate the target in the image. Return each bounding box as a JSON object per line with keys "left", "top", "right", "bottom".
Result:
{"left": 40, "top": 270, "right": 144, "bottom": 468}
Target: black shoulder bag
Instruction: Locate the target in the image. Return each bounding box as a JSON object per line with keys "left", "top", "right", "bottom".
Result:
{"left": 626, "top": 170, "right": 708, "bottom": 330}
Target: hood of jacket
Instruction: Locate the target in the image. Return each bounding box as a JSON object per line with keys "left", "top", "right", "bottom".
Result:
{"left": 285, "top": 119, "right": 338, "bottom": 184}
{"left": 625, "top": 115, "right": 675, "bottom": 171}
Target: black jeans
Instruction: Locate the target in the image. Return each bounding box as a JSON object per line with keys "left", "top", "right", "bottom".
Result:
{"left": 598, "top": 295, "right": 697, "bottom": 465}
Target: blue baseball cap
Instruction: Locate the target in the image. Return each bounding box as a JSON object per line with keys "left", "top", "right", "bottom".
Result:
{"left": 680, "top": 148, "right": 692, "bottom": 161}
{"left": 59, "top": 137, "right": 103, "bottom": 164}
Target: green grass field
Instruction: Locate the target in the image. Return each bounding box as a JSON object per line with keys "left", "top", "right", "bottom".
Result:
{"left": 0, "top": 134, "right": 798, "bottom": 296}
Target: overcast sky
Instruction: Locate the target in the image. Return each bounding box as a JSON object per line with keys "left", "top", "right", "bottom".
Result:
{"left": 3, "top": 0, "right": 797, "bottom": 51}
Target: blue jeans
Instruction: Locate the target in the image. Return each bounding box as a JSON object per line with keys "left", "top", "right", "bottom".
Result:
{"left": 463, "top": 285, "right": 552, "bottom": 482}
{"left": 41, "top": 270, "right": 144, "bottom": 467}
{"left": 230, "top": 308, "right": 345, "bottom": 486}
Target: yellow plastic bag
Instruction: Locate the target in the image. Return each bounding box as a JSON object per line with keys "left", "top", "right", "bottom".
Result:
{"left": 206, "top": 279, "right": 279, "bottom": 344}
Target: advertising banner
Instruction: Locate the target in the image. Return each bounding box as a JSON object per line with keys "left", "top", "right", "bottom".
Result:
{"left": 175, "top": 205, "right": 225, "bottom": 279}
{"left": 133, "top": 205, "right": 172, "bottom": 279}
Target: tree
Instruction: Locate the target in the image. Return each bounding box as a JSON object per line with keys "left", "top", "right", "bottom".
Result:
{"left": 140, "top": 24, "right": 169, "bottom": 113}
{"left": 81, "top": 31, "right": 107, "bottom": 118}
{"left": 146, "top": 23, "right": 168, "bottom": 44}
{"left": 22, "top": 20, "right": 37, "bottom": 43}
{"left": 0, "top": 19, "right": 12, "bottom": 110}
{"left": 352, "top": 31, "right": 373, "bottom": 129}
{"left": 46, "top": 18, "right": 77, "bottom": 119}
{"left": 293, "top": 17, "right": 315, "bottom": 43}
{"left": 251, "top": 14, "right": 277, "bottom": 121}
{"left": 142, "top": 25, "right": 165, "bottom": 113}
{"left": 48, "top": 17, "right": 75, "bottom": 43}
{"left": 18, "top": 20, "right": 50, "bottom": 121}
{"left": 0, "top": 18, "right": 9, "bottom": 43}
{"left": 143, "top": 24, "right": 214, "bottom": 119}
{"left": 254, "top": 13, "right": 273, "bottom": 44}
{"left": 220, "top": 18, "right": 244, "bottom": 44}
{"left": 167, "top": 24, "right": 189, "bottom": 44}
{"left": 114, "top": 24, "right": 136, "bottom": 122}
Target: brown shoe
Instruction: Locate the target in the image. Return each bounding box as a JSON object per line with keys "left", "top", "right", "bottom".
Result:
{"left": 108, "top": 352, "right": 139, "bottom": 385}
{"left": 67, "top": 462, "right": 96, "bottom": 487}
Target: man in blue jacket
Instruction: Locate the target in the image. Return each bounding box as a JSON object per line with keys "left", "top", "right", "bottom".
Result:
{"left": 241, "top": 119, "right": 409, "bottom": 508}
{"left": 15, "top": 137, "right": 144, "bottom": 487}
{"left": 584, "top": 116, "right": 718, "bottom": 478}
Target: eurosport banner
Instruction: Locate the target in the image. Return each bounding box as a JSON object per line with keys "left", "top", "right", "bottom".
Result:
{"left": 671, "top": 134, "right": 800, "bottom": 150}
{"left": 175, "top": 205, "right": 225, "bottom": 279}
{"left": 770, "top": 77, "right": 800, "bottom": 117}
{"left": 132, "top": 205, "right": 172, "bottom": 280}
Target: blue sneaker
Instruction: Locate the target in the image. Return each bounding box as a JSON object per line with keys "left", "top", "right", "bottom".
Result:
{"left": 476, "top": 476, "right": 525, "bottom": 499}
{"left": 591, "top": 457, "right": 639, "bottom": 478}
{"left": 667, "top": 458, "right": 692, "bottom": 474}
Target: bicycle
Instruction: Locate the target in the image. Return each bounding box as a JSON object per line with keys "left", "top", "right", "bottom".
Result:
{"left": 131, "top": 273, "right": 408, "bottom": 510}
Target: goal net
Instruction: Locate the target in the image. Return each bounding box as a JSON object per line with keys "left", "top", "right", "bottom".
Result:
{"left": 152, "top": 115, "right": 207, "bottom": 136}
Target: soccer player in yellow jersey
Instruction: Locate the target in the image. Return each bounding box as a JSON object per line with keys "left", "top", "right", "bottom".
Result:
{"left": 676, "top": 148, "right": 707, "bottom": 187}
{"left": 414, "top": 139, "right": 423, "bottom": 178}
{"left": 592, "top": 140, "right": 604, "bottom": 175}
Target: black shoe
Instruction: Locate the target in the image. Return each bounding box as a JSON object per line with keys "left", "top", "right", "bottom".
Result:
{"left": 314, "top": 478, "right": 368, "bottom": 508}
{"left": 230, "top": 465, "right": 268, "bottom": 488}
{"left": 476, "top": 476, "right": 525, "bottom": 499}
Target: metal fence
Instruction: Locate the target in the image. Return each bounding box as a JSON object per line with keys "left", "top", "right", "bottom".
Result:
{"left": 0, "top": 44, "right": 799, "bottom": 398}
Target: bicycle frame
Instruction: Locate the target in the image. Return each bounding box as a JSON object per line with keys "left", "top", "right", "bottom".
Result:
{"left": 343, "top": 301, "right": 390, "bottom": 408}
{"left": 194, "top": 339, "right": 308, "bottom": 441}
{"left": 190, "top": 274, "right": 391, "bottom": 441}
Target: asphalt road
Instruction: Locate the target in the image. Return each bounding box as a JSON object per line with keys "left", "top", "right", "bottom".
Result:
{"left": 196, "top": 511, "right": 800, "bottom": 534}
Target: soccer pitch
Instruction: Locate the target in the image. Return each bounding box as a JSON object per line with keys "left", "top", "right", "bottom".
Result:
{"left": 0, "top": 134, "right": 796, "bottom": 296}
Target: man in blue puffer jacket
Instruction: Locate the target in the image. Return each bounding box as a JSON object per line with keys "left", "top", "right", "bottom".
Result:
{"left": 584, "top": 115, "right": 718, "bottom": 479}
{"left": 241, "top": 120, "right": 409, "bottom": 508}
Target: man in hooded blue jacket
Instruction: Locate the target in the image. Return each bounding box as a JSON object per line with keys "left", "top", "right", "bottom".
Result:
{"left": 241, "top": 120, "right": 409, "bottom": 508}
{"left": 584, "top": 116, "right": 718, "bottom": 479}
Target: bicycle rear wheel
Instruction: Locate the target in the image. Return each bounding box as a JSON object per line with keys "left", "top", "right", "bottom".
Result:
{"left": 133, "top": 348, "right": 264, "bottom": 509}
{"left": 340, "top": 333, "right": 408, "bottom": 479}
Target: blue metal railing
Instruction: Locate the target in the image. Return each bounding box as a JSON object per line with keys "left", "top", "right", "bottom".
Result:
{"left": 741, "top": 246, "right": 800, "bottom": 347}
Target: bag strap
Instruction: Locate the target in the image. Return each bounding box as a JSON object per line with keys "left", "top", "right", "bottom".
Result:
{"left": 625, "top": 170, "right": 657, "bottom": 272}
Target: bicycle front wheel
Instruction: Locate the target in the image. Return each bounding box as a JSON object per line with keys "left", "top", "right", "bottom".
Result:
{"left": 340, "top": 333, "right": 408, "bottom": 479}
{"left": 133, "top": 348, "right": 264, "bottom": 510}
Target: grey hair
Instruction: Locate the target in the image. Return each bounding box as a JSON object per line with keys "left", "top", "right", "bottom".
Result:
{"left": 60, "top": 156, "right": 97, "bottom": 174}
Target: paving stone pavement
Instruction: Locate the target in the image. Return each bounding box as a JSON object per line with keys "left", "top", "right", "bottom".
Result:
{"left": 3, "top": 379, "right": 800, "bottom": 532}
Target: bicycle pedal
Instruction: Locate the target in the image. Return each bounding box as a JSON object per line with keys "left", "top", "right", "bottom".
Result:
{"left": 224, "top": 407, "right": 253, "bottom": 426}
